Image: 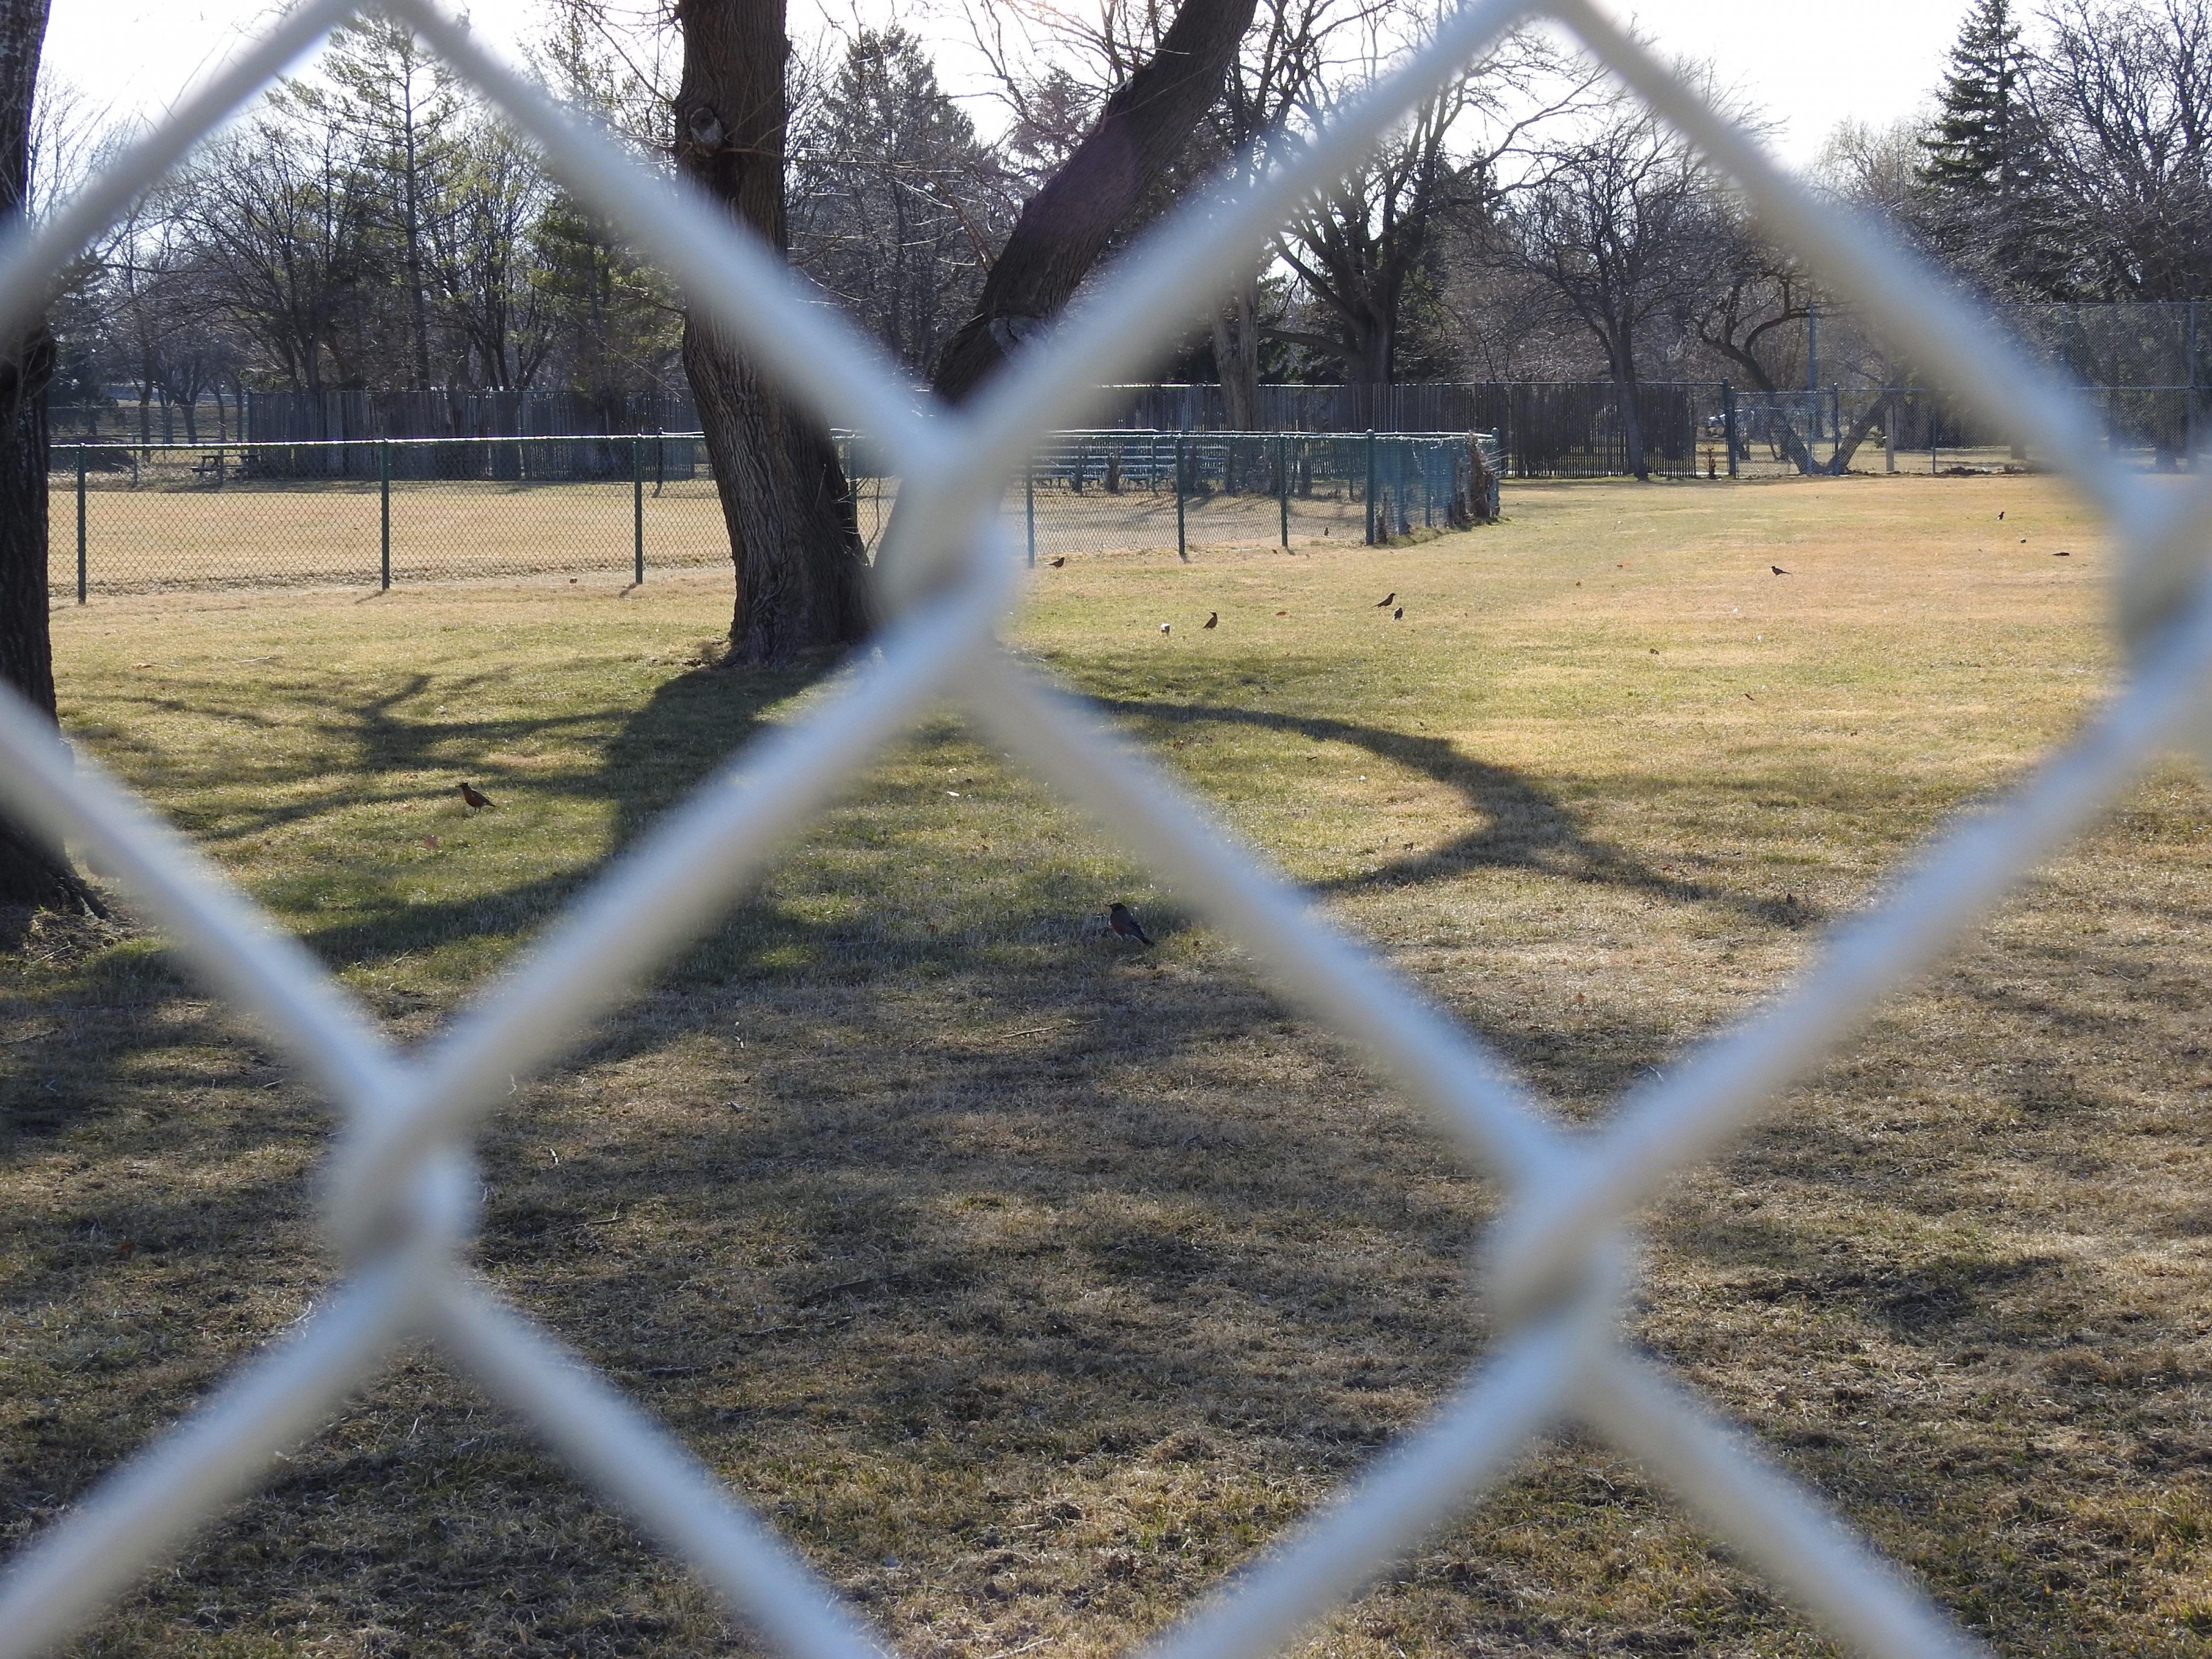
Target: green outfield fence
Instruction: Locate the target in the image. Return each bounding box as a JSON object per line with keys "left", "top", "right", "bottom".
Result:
{"left": 46, "top": 431, "right": 1500, "bottom": 599}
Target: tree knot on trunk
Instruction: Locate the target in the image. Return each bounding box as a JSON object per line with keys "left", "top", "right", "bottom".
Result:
{"left": 685, "top": 104, "right": 727, "bottom": 156}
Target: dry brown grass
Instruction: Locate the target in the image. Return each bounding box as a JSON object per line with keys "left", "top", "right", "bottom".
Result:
{"left": 6, "top": 471, "right": 2212, "bottom": 1657}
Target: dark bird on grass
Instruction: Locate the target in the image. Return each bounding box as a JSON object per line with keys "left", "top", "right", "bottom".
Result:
{"left": 1393, "top": 606, "right": 1403, "bottom": 619}
{"left": 1376, "top": 592, "right": 1396, "bottom": 608}
{"left": 1771, "top": 565, "right": 1790, "bottom": 576}
{"left": 1049, "top": 556, "right": 1066, "bottom": 568}
{"left": 458, "top": 781, "right": 495, "bottom": 812}
{"left": 1203, "top": 611, "right": 1218, "bottom": 628}
{"left": 1107, "top": 903, "right": 1154, "bottom": 946}
{"left": 1998, "top": 510, "right": 2005, "bottom": 520}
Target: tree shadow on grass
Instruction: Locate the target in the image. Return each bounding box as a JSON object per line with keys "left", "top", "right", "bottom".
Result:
{"left": 1089, "top": 694, "right": 1817, "bottom": 930}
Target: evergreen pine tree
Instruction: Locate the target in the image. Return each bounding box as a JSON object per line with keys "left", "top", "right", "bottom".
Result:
{"left": 1918, "top": 0, "right": 2071, "bottom": 293}
{"left": 1922, "top": 0, "right": 2024, "bottom": 196}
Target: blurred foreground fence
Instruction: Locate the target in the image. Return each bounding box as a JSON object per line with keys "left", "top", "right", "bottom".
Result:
{"left": 7, "top": 1, "right": 2205, "bottom": 1657}
{"left": 48, "top": 430, "right": 1499, "bottom": 598}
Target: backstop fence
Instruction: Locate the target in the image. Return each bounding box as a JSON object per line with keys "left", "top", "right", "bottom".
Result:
{"left": 46, "top": 430, "right": 1499, "bottom": 597}
{"left": 1, "top": 1, "right": 2205, "bottom": 1658}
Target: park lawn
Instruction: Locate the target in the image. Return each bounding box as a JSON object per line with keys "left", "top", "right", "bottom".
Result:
{"left": 7, "top": 470, "right": 2212, "bottom": 1656}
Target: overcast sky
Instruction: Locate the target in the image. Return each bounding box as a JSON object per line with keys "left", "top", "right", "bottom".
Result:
{"left": 46, "top": 0, "right": 1968, "bottom": 167}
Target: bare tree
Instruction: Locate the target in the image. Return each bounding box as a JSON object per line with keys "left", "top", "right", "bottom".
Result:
{"left": 299, "top": 16, "right": 467, "bottom": 389}
{"left": 431, "top": 115, "right": 555, "bottom": 390}
{"left": 1207, "top": 0, "right": 1388, "bottom": 422}
{"left": 1488, "top": 82, "right": 1718, "bottom": 478}
{"left": 2027, "top": 0, "right": 2212, "bottom": 299}
{"left": 928, "top": 0, "right": 1261, "bottom": 402}
{"left": 176, "top": 114, "right": 372, "bottom": 402}
{"left": 0, "top": 0, "right": 101, "bottom": 915}
{"left": 789, "top": 28, "right": 1013, "bottom": 379}
{"left": 1273, "top": 25, "right": 1597, "bottom": 389}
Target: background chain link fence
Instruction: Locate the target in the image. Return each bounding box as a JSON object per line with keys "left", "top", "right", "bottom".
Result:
{"left": 50, "top": 431, "right": 1497, "bottom": 596}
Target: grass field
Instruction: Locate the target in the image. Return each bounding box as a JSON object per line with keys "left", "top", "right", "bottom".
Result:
{"left": 7, "top": 470, "right": 2212, "bottom": 1658}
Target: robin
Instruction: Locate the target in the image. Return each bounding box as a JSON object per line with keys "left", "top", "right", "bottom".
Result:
{"left": 1050, "top": 556, "right": 1067, "bottom": 568}
{"left": 1393, "top": 606, "right": 1403, "bottom": 619}
{"left": 1770, "top": 565, "right": 1790, "bottom": 576}
{"left": 1203, "top": 612, "right": 1218, "bottom": 629}
{"left": 1107, "top": 903, "right": 1153, "bottom": 946}
{"left": 1376, "top": 592, "right": 1396, "bottom": 608}
{"left": 458, "top": 781, "right": 495, "bottom": 812}
{"left": 1998, "top": 510, "right": 2005, "bottom": 520}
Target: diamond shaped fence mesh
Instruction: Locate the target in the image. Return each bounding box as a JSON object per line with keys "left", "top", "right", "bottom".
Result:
{"left": 3, "top": 1, "right": 2211, "bottom": 1656}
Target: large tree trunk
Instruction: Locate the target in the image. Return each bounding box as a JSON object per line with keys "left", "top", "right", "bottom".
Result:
{"left": 0, "top": 0, "right": 98, "bottom": 917}
{"left": 1613, "top": 368, "right": 1648, "bottom": 481}
{"left": 929, "top": 0, "right": 1259, "bottom": 403}
{"left": 1210, "top": 275, "right": 1262, "bottom": 429}
{"left": 674, "top": 0, "right": 870, "bottom": 666}
{"left": 1828, "top": 391, "right": 1897, "bottom": 475}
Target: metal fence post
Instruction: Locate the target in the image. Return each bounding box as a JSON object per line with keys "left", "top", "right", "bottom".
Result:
{"left": 1277, "top": 434, "right": 1289, "bottom": 548}
{"left": 1174, "top": 431, "right": 1188, "bottom": 562}
{"left": 1364, "top": 431, "right": 1378, "bottom": 545}
{"left": 1025, "top": 460, "right": 1035, "bottom": 567}
{"left": 379, "top": 439, "right": 391, "bottom": 591}
{"left": 2191, "top": 301, "right": 2201, "bottom": 464}
{"left": 632, "top": 433, "right": 645, "bottom": 583}
{"left": 75, "top": 445, "right": 86, "bottom": 603}
{"left": 1721, "top": 382, "right": 1738, "bottom": 478}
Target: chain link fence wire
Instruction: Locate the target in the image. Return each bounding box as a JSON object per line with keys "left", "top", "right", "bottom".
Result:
{"left": 50, "top": 432, "right": 1497, "bottom": 597}
{"left": 2, "top": 0, "right": 2206, "bottom": 1656}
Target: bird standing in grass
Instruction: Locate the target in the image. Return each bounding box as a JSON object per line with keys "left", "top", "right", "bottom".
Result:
{"left": 1049, "top": 556, "right": 1066, "bottom": 568}
{"left": 1376, "top": 592, "right": 1396, "bottom": 608}
{"left": 1393, "top": 606, "right": 1403, "bottom": 619}
{"left": 1107, "top": 903, "right": 1153, "bottom": 946}
{"left": 1203, "top": 612, "right": 1218, "bottom": 629}
{"left": 458, "top": 781, "right": 495, "bottom": 812}
{"left": 1771, "top": 565, "right": 1790, "bottom": 576}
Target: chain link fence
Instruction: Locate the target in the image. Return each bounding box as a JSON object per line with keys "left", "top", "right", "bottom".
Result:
{"left": 49, "top": 431, "right": 1498, "bottom": 597}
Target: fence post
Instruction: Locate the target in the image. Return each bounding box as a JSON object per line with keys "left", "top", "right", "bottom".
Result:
{"left": 1025, "top": 460, "right": 1035, "bottom": 568}
{"left": 75, "top": 445, "right": 86, "bottom": 603}
{"left": 1721, "top": 382, "right": 1738, "bottom": 478}
{"left": 1277, "top": 434, "right": 1289, "bottom": 548}
{"left": 1830, "top": 384, "right": 1841, "bottom": 470}
{"left": 1364, "top": 430, "right": 1378, "bottom": 545}
{"left": 379, "top": 439, "right": 391, "bottom": 591}
{"left": 1174, "top": 432, "right": 1188, "bottom": 562}
{"left": 2176, "top": 301, "right": 2194, "bottom": 465}
{"left": 632, "top": 432, "right": 645, "bottom": 583}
